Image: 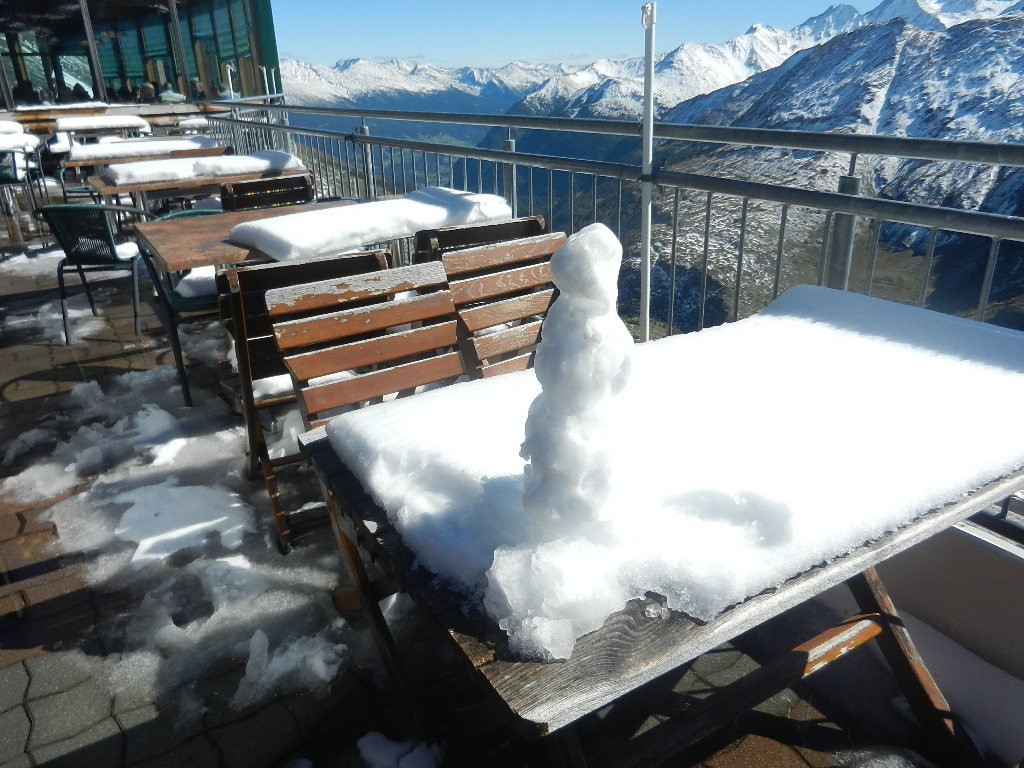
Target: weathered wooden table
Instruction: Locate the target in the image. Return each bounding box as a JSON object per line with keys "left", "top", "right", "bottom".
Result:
{"left": 296, "top": 288, "right": 1024, "bottom": 765}
{"left": 299, "top": 420, "right": 1021, "bottom": 762}
{"left": 134, "top": 198, "right": 357, "bottom": 272}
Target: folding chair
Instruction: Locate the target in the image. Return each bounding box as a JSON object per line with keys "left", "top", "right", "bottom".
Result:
{"left": 223, "top": 250, "right": 390, "bottom": 552}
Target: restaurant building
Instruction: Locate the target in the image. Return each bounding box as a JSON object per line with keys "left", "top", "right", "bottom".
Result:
{"left": 0, "top": 0, "right": 281, "bottom": 108}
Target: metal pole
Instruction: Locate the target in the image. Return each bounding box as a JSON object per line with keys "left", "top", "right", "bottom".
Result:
{"left": 78, "top": 0, "right": 107, "bottom": 102}
{"left": 259, "top": 66, "right": 269, "bottom": 96}
{"left": 357, "top": 119, "right": 375, "bottom": 199}
{"left": 826, "top": 153, "right": 861, "bottom": 290}
{"left": 166, "top": 0, "right": 194, "bottom": 102}
{"left": 503, "top": 127, "right": 517, "bottom": 217}
{"left": 639, "top": 2, "right": 656, "bottom": 342}
{"left": 224, "top": 63, "right": 235, "bottom": 98}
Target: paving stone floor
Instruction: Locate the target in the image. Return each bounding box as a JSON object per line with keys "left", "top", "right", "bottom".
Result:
{"left": 0, "top": 240, "right": 937, "bottom": 768}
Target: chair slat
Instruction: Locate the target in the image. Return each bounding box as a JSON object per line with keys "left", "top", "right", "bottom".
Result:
{"left": 226, "top": 251, "right": 388, "bottom": 294}
{"left": 273, "top": 291, "right": 456, "bottom": 351}
{"left": 441, "top": 232, "right": 566, "bottom": 277}
{"left": 458, "top": 290, "right": 554, "bottom": 334}
{"left": 480, "top": 352, "right": 534, "bottom": 377}
{"left": 471, "top": 320, "right": 543, "bottom": 362}
{"left": 449, "top": 263, "right": 552, "bottom": 307}
{"left": 286, "top": 321, "right": 459, "bottom": 382}
{"left": 266, "top": 261, "right": 447, "bottom": 316}
{"left": 302, "top": 352, "right": 463, "bottom": 417}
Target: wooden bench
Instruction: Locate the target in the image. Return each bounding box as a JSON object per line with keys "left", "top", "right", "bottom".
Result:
{"left": 413, "top": 215, "right": 546, "bottom": 263}
{"left": 219, "top": 249, "right": 389, "bottom": 552}
{"left": 444, "top": 231, "right": 566, "bottom": 377}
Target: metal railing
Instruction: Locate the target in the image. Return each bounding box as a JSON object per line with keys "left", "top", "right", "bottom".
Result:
{"left": 208, "top": 101, "right": 1024, "bottom": 336}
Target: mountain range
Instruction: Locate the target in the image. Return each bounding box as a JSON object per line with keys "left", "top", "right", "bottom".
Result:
{"left": 280, "top": 0, "right": 1023, "bottom": 123}
{"left": 279, "top": 0, "right": 1024, "bottom": 327}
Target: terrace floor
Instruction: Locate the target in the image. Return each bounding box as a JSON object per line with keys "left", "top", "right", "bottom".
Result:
{"left": 0, "top": 240, "right": 939, "bottom": 768}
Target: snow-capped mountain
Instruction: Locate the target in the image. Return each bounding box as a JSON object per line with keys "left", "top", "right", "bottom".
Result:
{"left": 281, "top": 0, "right": 1024, "bottom": 128}
{"left": 281, "top": 57, "right": 564, "bottom": 114}
{"left": 647, "top": 13, "right": 1024, "bottom": 319}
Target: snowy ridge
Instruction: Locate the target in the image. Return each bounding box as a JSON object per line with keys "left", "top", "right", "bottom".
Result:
{"left": 282, "top": 0, "right": 1024, "bottom": 124}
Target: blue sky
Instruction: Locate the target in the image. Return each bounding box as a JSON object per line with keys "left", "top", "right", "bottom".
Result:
{"left": 271, "top": 0, "right": 873, "bottom": 69}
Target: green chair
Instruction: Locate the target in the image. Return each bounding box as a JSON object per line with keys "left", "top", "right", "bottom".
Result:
{"left": 38, "top": 203, "right": 148, "bottom": 344}
{"left": 139, "top": 208, "right": 224, "bottom": 406}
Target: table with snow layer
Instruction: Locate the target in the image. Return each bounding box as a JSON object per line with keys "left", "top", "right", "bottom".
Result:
{"left": 303, "top": 284, "right": 1024, "bottom": 736}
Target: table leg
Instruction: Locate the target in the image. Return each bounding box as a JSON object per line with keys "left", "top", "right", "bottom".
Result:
{"left": 847, "top": 568, "right": 982, "bottom": 768}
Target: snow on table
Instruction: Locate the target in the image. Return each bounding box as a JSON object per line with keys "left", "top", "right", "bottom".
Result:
{"left": 67, "top": 135, "right": 217, "bottom": 161}
{"left": 100, "top": 149, "right": 304, "bottom": 185}
{"left": 227, "top": 186, "right": 513, "bottom": 261}
{"left": 56, "top": 114, "right": 151, "bottom": 132}
{"left": 0, "top": 133, "right": 40, "bottom": 152}
{"left": 326, "top": 284, "right": 1024, "bottom": 660}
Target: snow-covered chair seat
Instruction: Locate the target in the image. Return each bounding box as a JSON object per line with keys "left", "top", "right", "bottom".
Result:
{"left": 228, "top": 186, "right": 514, "bottom": 262}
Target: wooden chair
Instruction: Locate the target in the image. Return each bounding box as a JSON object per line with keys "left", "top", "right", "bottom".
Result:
{"left": 266, "top": 260, "right": 463, "bottom": 731}
{"left": 266, "top": 261, "right": 462, "bottom": 430}
{"left": 443, "top": 231, "right": 567, "bottom": 377}
{"left": 220, "top": 250, "right": 390, "bottom": 552}
{"left": 220, "top": 172, "right": 314, "bottom": 212}
{"left": 412, "top": 215, "right": 546, "bottom": 263}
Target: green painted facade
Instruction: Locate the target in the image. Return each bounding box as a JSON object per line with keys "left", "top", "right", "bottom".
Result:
{"left": 0, "top": 0, "right": 280, "bottom": 107}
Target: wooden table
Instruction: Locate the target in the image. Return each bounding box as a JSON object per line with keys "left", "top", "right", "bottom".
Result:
{"left": 134, "top": 198, "right": 357, "bottom": 272}
{"left": 296, "top": 289, "right": 1024, "bottom": 765}
{"left": 88, "top": 168, "right": 308, "bottom": 211}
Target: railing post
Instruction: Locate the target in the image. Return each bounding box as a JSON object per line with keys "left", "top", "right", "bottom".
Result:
{"left": 826, "top": 155, "right": 861, "bottom": 291}
{"left": 639, "top": 1, "right": 657, "bottom": 343}
{"left": 503, "top": 128, "right": 518, "bottom": 217}
{"left": 356, "top": 120, "right": 376, "bottom": 200}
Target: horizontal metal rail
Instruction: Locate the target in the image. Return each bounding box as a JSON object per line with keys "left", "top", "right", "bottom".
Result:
{"left": 237, "top": 102, "right": 1024, "bottom": 168}
{"left": 654, "top": 169, "right": 1024, "bottom": 241}
{"left": 209, "top": 114, "right": 640, "bottom": 180}
{"left": 211, "top": 112, "right": 1024, "bottom": 242}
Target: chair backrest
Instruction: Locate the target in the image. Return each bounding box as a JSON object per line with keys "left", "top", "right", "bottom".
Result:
{"left": 224, "top": 250, "right": 391, "bottom": 394}
{"left": 442, "top": 231, "right": 567, "bottom": 378}
{"left": 39, "top": 204, "right": 122, "bottom": 265}
{"left": 413, "top": 216, "right": 546, "bottom": 263}
{"left": 0, "top": 151, "right": 23, "bottom": 184}
{"left": 267, "top": 261, "right": 461, "bottom": 429}
{"left": 220, "top": 173, "right": 314, "bottom": 212}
